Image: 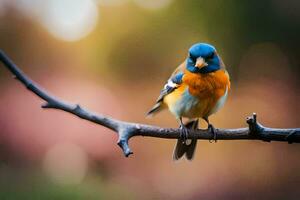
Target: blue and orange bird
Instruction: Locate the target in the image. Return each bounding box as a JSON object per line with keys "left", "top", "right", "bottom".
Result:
{"left": 147, "top": 43, "right": 230, "bottom": 160}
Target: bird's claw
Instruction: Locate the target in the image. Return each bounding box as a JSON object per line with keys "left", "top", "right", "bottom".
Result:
{"left": 208, "top": 124, "right": 217, "bottom": 143}
{"left": 179, "top": 125, "right": 189, "bottom": 144}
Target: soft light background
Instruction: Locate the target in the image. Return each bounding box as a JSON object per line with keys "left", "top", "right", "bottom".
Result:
{"left": 0, "top": 0, "right": 299, "bottom": 199}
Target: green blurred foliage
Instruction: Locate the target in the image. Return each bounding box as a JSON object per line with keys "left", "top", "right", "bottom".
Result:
{"left": 0, "top": 167, "right": 136, "bottom": 200}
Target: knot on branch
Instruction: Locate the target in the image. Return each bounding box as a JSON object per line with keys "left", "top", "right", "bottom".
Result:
{"left": 246, "top": 113, "right": 264, "bottom": 135}
{"left": 74, "top": 104, "right": 82, "bottom": 112}
{"left": 117, "top": 128, "right": 134, "bottom": 157}
{"left": 41, "top": 102, "right": 55, "bottom": 109}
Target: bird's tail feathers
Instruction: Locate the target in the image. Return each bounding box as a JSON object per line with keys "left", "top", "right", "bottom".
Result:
{"left": 173, "top": 120, "right": 198, "bottom": 161}
{"left": 173, "top": 139, "right": 197, "bottom": 161}
{"left": 146, "top": 102, "right": 163, "bottom": 117}
{"left": 185, "top": 139, "right": 197, "bottom": 160}
{"left": 173, "top": 139, "right": 189, "bottom": 160}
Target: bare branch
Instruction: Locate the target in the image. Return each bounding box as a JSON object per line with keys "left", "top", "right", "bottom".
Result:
{"left": 0, "top": 50, "right": 299, "bottom": 157}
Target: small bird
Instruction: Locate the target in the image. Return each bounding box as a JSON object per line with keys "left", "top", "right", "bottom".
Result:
{"left": 147, "top": 43, "right": 230, "bottom": 160}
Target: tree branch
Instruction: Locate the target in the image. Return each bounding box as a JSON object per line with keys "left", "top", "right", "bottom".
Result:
{"left": 0, "top": 50, "right": 299, "bottom": 157}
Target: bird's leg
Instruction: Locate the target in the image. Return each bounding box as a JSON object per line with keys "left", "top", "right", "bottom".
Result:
{"left": 208, "top": 124, "right": 217, "bottom": 143}
{"left": 192, "top": 119, "right": 199, "bottom": 130}
{"left": 204, "top": 117, "right": 217, "bottom": 143}
{"left": 179, "top": 117, "right": 189, "bottom": 144}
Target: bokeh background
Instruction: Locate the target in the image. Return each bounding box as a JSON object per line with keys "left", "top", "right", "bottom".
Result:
{"left": 0, "top": 0, "right": 299, "bottom": 199}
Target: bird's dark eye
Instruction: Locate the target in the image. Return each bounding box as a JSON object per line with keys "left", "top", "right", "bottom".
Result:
{"left": 189, "top": 53, "right": 196, "bottom": 61}
{"left": 207, "top": 52, "right": 214, "bottom": 59}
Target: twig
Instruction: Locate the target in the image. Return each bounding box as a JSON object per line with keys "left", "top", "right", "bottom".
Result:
{"left": 0, "top": 50, "right": 299, "bottom": 157}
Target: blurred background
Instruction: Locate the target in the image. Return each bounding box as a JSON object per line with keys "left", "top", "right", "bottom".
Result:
{"left": 0, "top": 0, "right": 299, "bottom": 199}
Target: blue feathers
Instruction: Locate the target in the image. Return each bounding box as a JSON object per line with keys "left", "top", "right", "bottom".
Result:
{"left": 171, "top": 72, "right": 183, "bottom": 84}
{"left": 189, "top": 43, "right": 216, "bottom": 58}
{"left": 186, "top": 43, "right": 221, "bottom": 74}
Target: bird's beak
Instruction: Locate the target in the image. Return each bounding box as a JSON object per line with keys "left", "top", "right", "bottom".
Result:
{"left": 195, "top": 57, "right": 208, "bottom": 68}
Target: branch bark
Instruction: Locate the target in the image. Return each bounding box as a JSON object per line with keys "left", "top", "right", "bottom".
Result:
{"left": 1, "top": 50, "right": 299, "bottom": 157}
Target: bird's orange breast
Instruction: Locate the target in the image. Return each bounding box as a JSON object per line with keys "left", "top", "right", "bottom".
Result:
{"left": 182, "top": 69, "right": 230, "bottom": 117}
{"left": 183, "top": 69, "right": 230, "bottom": 97}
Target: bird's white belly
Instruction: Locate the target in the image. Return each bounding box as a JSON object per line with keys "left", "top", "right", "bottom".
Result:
{"left": 170, "top": 88, "right": 201, "bottom": 119}
{"left": 169, "top": 86, "right": 228, "bottom": 119}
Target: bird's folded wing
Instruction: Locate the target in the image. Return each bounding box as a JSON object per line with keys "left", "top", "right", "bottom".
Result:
{"left": 147, "top": 62, "right": 186, "bottom": 116}
{"left": 155, "top": 62, "right": 186, "bottom": 103}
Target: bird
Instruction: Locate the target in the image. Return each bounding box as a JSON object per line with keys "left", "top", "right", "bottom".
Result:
{"left": 147, "top": 43, "right": 230, "bottom": 160}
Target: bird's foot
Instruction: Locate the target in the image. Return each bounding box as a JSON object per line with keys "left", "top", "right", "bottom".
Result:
{"left": 179, "top": 124, "right": 189, "bottom": 144}
{"left": 208, "top": 124, "right": 217, "bottom": 143}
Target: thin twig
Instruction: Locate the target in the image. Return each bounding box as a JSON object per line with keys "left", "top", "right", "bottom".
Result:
{"left": 0, "top": 50, "right": 299, "bottom": 157}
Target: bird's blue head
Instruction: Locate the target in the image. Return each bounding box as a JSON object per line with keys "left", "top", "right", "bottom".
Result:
{"left": 186, "top": 43, "right": 222, "bottom": 74}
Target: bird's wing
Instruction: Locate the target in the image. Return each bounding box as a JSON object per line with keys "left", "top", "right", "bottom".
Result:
{"left": 156, "top": 62, "right": 185, "bottom": 103}
{"left": 147, "top": 62, "right": 186, "bottom": 116}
